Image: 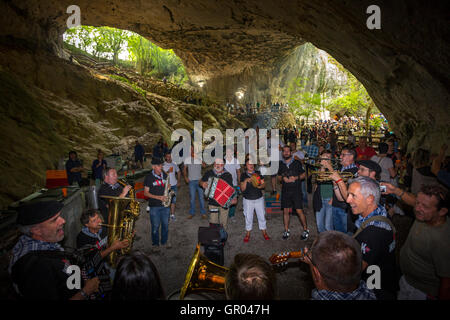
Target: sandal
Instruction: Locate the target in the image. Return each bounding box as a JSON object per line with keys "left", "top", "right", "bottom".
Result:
{"left": 244, "top": 234, "right": 250, "bottom": 243}
{"left": 263, "top": 233, "right": 270, "bottom": 240}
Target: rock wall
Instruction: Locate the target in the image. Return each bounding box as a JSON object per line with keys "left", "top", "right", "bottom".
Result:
{"left": 203, "top": 43, "right": 347, "bottom": 107}
{"left": 0, "top": 42, "right": 247, "bottom": 209}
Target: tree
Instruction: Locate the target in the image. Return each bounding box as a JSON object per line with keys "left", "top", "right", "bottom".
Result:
{"left": 99, "top": 27, "right": 128, "bottom": 65}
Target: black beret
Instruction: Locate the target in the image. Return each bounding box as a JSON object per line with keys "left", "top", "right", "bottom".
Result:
{"left": 357, "top": 160, "right": 382, "bottom": 176}
{"left": 16, "top": 200, "right": 64, "bottom": 226}
{"left": 151, "top": 157, "right": 163, "bottom": 165}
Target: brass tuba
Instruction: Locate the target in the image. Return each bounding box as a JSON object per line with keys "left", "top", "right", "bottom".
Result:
{"left": 179, "top": 243, "right": 228, "bottom": 300}
{"left": 100, "top": 180, "right": 140, "bottom": 267}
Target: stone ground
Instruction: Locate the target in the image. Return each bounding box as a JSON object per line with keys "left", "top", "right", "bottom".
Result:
{"left": 132, "top": 174, "right": 316, "bottom": 300}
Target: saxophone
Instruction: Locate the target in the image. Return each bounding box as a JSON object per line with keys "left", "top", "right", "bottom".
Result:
{"left": 162, "top": 175, "right": 175, "bottom": 207}
{"left": 101, "top": 179, "right": 140, "bottom": 267}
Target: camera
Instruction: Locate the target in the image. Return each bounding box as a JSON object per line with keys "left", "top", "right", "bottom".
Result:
{"left": 379, "top": 185, "right": 387, "bottom": 193}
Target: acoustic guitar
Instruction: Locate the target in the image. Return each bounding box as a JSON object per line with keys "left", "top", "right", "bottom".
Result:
{"left": 269, "top": 249, "right": 304, "bottom": 266}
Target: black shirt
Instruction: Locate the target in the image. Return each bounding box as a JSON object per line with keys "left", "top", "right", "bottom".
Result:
{"left": 240, "top": 170, "right": 263, "bottom": 200}
{"left": 277, "top": 158, "right": 305, "bottom": 193}
{"left": 355, "top": 225, "right": 398, "bottom": 296}
{"left": 98, "top": 182, "right": 124, "bottom": 221}
{"left": 11, "top": 251, "right": 79, "bottom": 300}
{"left": 144, "top": 171, "right": 168, "bottom": 207}
{"left": 201, "top": 170, "right": 234, "bottom": 206}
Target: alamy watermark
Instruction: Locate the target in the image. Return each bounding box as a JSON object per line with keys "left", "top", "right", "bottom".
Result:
{"left": 170, "top": 121, "right": 282, "bottom": 175}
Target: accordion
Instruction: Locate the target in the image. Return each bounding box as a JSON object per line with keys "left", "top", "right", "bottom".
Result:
{"left": 204, "top": 176, "right": 237, "bottom": 208}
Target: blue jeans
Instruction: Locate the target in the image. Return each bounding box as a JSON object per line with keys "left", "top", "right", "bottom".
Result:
{"left": 149, "top": 206, "right": 170, "bottom": 246}
{"left": 332, "top": 206, "right": 347, "bottom": 233}
{"left": 301, "top": 180, "right": 308, "bottom": 205}
{"left": 170, "top": 186, "right": 177, "bottom": 204}
{"left": 189, "top": 180, "right": 206, "bottom": 215}
{"left": 316, "top": 198, "right": 333, "bottom": 233}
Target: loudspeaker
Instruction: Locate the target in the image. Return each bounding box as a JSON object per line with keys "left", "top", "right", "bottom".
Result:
{"left": 203, "top": 244, "right": 224, "bottom": 266}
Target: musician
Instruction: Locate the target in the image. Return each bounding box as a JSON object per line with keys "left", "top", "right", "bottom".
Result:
{"left": 313, "top": 150, "right": 335, "bottom": 233}
{"left": 322, "top": 146, "right": 358, "bottom": 234}
{"left": 200, "top": 158, "right": 237, "bottom": 230}
{"left": 9, "top": 201, "right": 99, "bottom": 300}
{"left": 144, "top": 157, "right": 171, "bottom": 251}
{"left": 225, "top": 253, "right": 277, "bottom": 300}
{"left": 76, "top": 209, "right": 129, "bottom": 259}
{"left": 163, "top": 152, "right": 181, "bottom": 221}
{"left": 240, "top": 158, "right": 270, "bottom": 242}
{"left": 97, "top": 168, "right": 132, "bottom": 222}
{"left": 277, "top": 145, "right": 309, "bottom": 241}
{"left": 300, "top": 231, "right": 376, "bottom": 300}
{"left": 346, "top": 176, "right": 398, "bottom": 299}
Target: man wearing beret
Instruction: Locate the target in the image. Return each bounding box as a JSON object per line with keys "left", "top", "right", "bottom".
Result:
{"left": 357, "top": 160, "right": 381, "bottom": 181}
{"left": 9, "top": 201, "right": 99, "bottom": 300}
{"left": 144, "top": 157, "right": 171, "bottom": 252}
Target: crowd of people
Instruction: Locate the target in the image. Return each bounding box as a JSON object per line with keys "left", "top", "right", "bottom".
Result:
{"left": 7, "top": 119, "right": 450, "bottom": 301}
{"left": 226, "top": 101, "right": 290, "bottom": 115}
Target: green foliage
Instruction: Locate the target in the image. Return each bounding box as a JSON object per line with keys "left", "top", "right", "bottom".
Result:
{"left": 325, "top": 56, "right": 375, "bottom": 118}
{"left": 63, "top": 26, "right": 188, "bottom": 83}
{"left": 287, "top": 77, "right": 323, "bottom": 122}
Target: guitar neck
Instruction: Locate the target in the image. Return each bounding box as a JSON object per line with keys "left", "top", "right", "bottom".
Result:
{"left": 288, "top": 250, "right": 304, "bottom": 259}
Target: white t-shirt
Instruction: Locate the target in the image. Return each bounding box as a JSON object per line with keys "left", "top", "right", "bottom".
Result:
{"left": 370, "top": 155, "right": 393, "bottom": 182}
{"left": 225, "top": 157, "right": 241, "bottom": 186}
{"left": 163, "top": 162, "right": 180, "bottom": 186}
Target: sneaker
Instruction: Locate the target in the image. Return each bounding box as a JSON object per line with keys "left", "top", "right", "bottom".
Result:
{"left": 187, "top": 215, "right": 194, "bottom": 219}
{"left": 282, "top": 230, "right": 290, "bottom": 240}
{"left": 301, "top": 229, "right": 310, "bottom": 241}
{"left": 151, "top": 245, "right": 160, "bottom": 253}
{"left": 170, "top": 214, "right": 176, "bottom": 221}
{"left": 162, "top": 242, "right": 172, "bottom": 249}
{"left": 201, "top": 215, "right": 207, "bottom": 220}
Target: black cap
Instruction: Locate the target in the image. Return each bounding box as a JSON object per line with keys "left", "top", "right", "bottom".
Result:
{"left": 16, "top": 200, "right": 64, "bottom": 226}
{"left": 151, "top": 157, "right": 163, "bottom": 165}
{"left": 357, "top": 160, "right": 382, "bottom": 176}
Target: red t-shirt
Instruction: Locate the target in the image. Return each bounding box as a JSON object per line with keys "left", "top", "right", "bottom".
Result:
{"left": 356, "top": 147, "right": 377, "bottom": 160}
